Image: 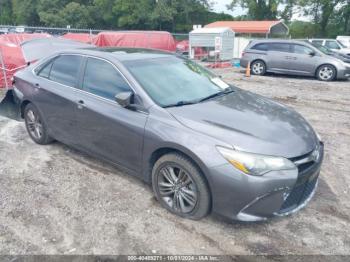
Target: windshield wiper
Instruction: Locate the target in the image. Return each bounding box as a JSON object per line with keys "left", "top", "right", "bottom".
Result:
{"left": 199, "top": 88, "right": 234, "bottom": 102}
{"left": 163, "top": 100, "right": 197, "bottom": 108}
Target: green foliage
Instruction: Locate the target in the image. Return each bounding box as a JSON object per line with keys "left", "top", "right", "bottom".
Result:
{"left": 0, "top": 0, "right": 13, "bottom": 24}
{"left": 1, "top": 0, "right": 349, "bottom": 36}
{"left": 228, "top": 0, "right": 349, "bottom": 37}
{"left": 228, "top": 0, "right": 281, "bottom": 20}
{"left": 0, "top": 0, "right": 234, "bottom": 32}
{"left": 289, "top": 21, "right": 320, "bottom": 38}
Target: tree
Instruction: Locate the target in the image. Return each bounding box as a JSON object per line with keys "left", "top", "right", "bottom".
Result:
{"left": 151, "top": 0, "right": 177, "bottom": 30}
{"left": 111, "top": 0, "right": 156, "bottom": 29}
{"left": 0, "top": 0, "right": 12, "bottom": 24}
{"left": 297, "top": 0, "right": 345, "bottom": 36}
{"left": 289, "top": 20, "right": 319, "bottom": 38}
{"left": 227, "top": 0, "right": 280, "bottom": 20}
{"left": 11, "top": 0, "right": 40, "bottom": 25}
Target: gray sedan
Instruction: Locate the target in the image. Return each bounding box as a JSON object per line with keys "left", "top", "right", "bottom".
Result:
{"left": 13, "top": 48, "right": 324, "bottom": 222}
{"left": 240, "top": 39, "right": 350, "bottom": 81}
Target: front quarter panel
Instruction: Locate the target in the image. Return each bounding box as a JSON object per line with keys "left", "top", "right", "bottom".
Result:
{"left": 142, "top": 106, "right": 232, "bottom": 184}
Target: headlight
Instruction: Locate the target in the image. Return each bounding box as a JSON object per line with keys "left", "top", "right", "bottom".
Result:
{"left": 216, "top": 146, "right": 296, "bottom": 176}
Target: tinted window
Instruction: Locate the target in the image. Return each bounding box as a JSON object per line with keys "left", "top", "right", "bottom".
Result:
{"left": 252, "top": 43, "right": 268, "bottom": 51}
{"left": 311, "top": 40, "right": 323, "bottom": 45}
{"left": 325, "top": 40, "right": 340, "bottom": 49}
{"left": 38, "top": 60, "right": 53, "bottom": 78}
{"left": 50, "top": 55, "right": 82, "bottom": 87}
{"left": 293, "top": 44, "right": 314, "bottom": 55}
{"left": 82, "top": 58, "right": 131, "bottom": 100}
{"left": 268, "top": 43, "right": 291, "bottom": 53}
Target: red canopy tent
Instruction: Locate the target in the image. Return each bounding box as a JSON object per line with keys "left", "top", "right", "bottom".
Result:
{"left": 93, "top": 31, "right": 176, "bottom": 51}
{"left": 0, "top": 33, "right": 51, "bottom": 45}
{"left": 61, "top": 33, "right": 95, "bottom": 44}
{"left": 0, "top": 40, "right": 26, "bottom": 89}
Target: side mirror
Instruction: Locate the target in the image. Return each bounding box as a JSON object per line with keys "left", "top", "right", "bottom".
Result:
{"left": 115, "top": 91, "right": 133, "bottom": 108}
{"left": 309, "top": 51, "right": 316, "bottom": 56}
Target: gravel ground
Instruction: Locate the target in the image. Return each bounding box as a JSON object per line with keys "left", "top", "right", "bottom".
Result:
{"left": 0, "top": 69, "right": 349, "bottom": 256}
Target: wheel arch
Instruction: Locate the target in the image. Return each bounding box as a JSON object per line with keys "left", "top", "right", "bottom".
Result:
{"left": 20, "top": 99, "right": 32, "bottom": 118}
{"left": 147, "top": 145, "right": 213, "bottom": 211}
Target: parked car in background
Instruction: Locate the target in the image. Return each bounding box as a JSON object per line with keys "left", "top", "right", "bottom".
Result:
{"left": 307, "top": 41, "right": 350, "bottom": 64}
{"left": 241, "top": 39, "right": 350, "bottom": 81}
{"left": 0, "top": 28, "right": 9, "bottom": 35}
{"left": 306, "top": 38, "right": 350, "bottom": 56}
{"left": 13, "top": 48, "right": 323, "bottom": 222}
{"left": 337, "top": 36, "right": 350, "bottom": 48}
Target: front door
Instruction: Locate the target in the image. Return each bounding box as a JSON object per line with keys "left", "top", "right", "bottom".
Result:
{"left": 74, "top": 57, "right": 148, "bottom": 174}
{"left": 286, "top": 44, "right": 319, "bottom": 75}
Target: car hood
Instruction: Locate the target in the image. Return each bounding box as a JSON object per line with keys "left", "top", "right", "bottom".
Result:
{"left": 167, "top": 90, "right": 318, "bottom": 158}
{"left": 329, "top": 52, "right": 350, "bottom": 63}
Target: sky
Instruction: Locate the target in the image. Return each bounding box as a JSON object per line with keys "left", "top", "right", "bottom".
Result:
{"left": 212, "top": 0, "right": 245, "bottom": 16}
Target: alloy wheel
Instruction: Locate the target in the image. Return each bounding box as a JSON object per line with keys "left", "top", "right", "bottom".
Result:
{"left": 252, "top": 62, "right": 264, "bottom": 75}
{"left": 157, "top": 165, "right": 198, "bottom": 214}
{"left": 319, "top": 66, "right": 334, "bottom": 81}
{"left": 26, "top": 109, "right": 43, "bottom": 140}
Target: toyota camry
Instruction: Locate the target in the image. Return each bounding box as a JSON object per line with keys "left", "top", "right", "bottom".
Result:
{"left": 13, "top": 48, "right": 324, "bottom": 221}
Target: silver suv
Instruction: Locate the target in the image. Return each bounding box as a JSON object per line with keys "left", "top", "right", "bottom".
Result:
{"left": 240, "top": 39, "right": 350, "bottom": 81}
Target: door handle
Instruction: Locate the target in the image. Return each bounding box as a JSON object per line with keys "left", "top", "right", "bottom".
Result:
{"left": 77, "top": 100, "right": 85, "bottom": 109}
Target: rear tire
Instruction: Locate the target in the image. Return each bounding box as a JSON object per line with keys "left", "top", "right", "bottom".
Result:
{"left": 251, "top": 60, "right": 266, "bottom": 76}
{"left": 316, "top": 64, "right": 336, "bottom": 81}
{"left": 24, "top": 103, "right": 54, "bottom": 145}
{"left": 152, "top": 153, "right": 211, "bottom": 220}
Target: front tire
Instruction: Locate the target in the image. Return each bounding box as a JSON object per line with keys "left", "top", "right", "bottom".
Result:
{"left": 24, "top": 103, "right": 53, "bottom": 145}
{"left": 316, "top": 64, "right": 336, "bottom": 81}
{"left": 251, "top": 60, "right": 266, "bottom": 76}
{"left": 152, "top": 153, "right": 211, "bottom": 220}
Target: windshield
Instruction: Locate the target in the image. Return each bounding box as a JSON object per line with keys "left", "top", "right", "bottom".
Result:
{"left": 124, "top": 56, "right": 232, "bottom": 107}
{"left": 337, "top": 40, "right": 346, "bottom": 48}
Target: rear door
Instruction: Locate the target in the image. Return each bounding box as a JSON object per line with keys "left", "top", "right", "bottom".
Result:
{"left": 266, "top": 43, "right": 293, "bottom": 73}
{"left": 286, "top": 44, "right": 319, "bottom": 75}
{"left": 33, "top": 54, "right": 83, "bottom": 145}
{"left": 74, "top": 57, "right": 148, "bottom": 174}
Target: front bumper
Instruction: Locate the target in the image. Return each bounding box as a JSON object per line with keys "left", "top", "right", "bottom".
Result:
{"left": 337, "top": 68, "right": 350, "bottom": 79}
{"left": 209, "top": 143, "right": 324, "bottom": 221}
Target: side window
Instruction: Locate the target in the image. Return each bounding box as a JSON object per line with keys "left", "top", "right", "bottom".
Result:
{"left": 293, "top": 45, "right": 314, "bottom": 55}
{"left": 82, "top": 58, "right": 131, "bottom": 101}
{"left": 311, "top": 40, "right": 323, "bottom": 46}
{"left": 252, "top": 43, "right": 268, "bottom": 51}
{"left": 49, "top": 55, "right": 83, "bottom": 87}
{"left": 268, "top": 43, "right": 291, "bottom": 53}
{"left": 38, "top": 60, "right": 54, "bottom": 78}
{"left": 325, "top": 41, "right": 340, "bottom": 49}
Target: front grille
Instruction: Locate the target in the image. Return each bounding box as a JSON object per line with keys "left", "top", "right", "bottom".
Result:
{"left": 278, "top": 143, "right": 323, "bottom": 214}
{"left": 279, "top": 178, "right": 317, "bottom": 213}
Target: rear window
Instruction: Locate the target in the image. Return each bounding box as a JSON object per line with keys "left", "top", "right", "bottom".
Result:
{"left": 49, "top": 55, "right": 83, "bottom": 87}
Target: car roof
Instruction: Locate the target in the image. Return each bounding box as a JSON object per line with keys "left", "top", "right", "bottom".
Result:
{"left": 54, "top": 47, "right": 175, "bottom": 62}
{"left": 249, "top": 39, "right": 311, "bottom": 45}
